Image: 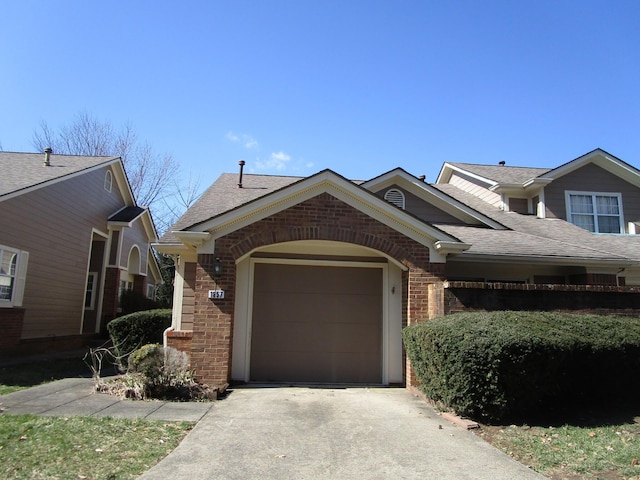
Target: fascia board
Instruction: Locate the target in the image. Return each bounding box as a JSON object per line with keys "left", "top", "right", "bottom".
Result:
{"left": 0, "top": 157, "right": 120, "bottom": 204}
{"left": 363, "top": 170, "right": 504, "bottom": 229}
{"left": 438, "top": 163, "right": 497, "bottom": 188}
{"left": 193, "top": 171, "right": 460, "bottom": 248}
{"left": 110, "top": 159, "right": 136, "bottom": 206}
{"left": 152, "top": 242, "right": 193, "bottom": 255}
{"left": 541, "top": 149, "right": 640, "bottom": 187}
{"left": 172, "top": 231, "right": 211, "bottom": 250}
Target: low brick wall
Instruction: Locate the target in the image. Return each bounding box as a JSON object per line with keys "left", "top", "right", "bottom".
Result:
{"left": 0, "top": 308, "right": 25, "bottom": 352}
{"left": 441, "top": 281, "right": 640, "bottom": 316}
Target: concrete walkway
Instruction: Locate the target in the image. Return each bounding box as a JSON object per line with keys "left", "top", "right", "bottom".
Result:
{"left": 0, "top": 377, "right": 212, "bottom": 422}
{"left": 140, "top": 386, "right": 547, "bottom": 480}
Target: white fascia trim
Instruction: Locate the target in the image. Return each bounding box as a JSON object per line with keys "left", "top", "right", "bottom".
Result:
{"left": 172, "top": 231, "right": 211, "bottom": 250}
{"left": 152, "top": 242, "right": 194, "bottom": 255}
{"left": 194, "top": 172, "right": 460, "bottom": 250}
{"left": 436, "top": 163, "right": 497, "bottom": 188}
{"left": 359, "top": 170, "right": 505, "bottom": 229}
{"left": 434, "top": 241, "right": 472, "bottom": 255}
{"left": 542, "top": 150, "right": 640, "bottom": 188}
{"left": 0, "top": 158, "right": 120, "bottom": 204}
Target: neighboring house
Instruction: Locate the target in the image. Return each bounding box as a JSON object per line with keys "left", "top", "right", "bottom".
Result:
{"left": 155, "top": 148, "right": 640, "bottom": 389}
{"left": 0, "top": 149, "right": 162, "bottom": 354}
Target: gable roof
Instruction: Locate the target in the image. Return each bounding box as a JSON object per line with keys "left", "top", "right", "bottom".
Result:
{"left": 436, "top": 162, "right": 550, "bottom": 186}
{"left": 159, "top": 169, "right": 469, "bottom": 258}
{"left": 0, "top": 151, "right": 120, "bottom": 201}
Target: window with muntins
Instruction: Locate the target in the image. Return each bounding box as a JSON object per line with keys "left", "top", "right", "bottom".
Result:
{"left": 0, "top": 247, "right": 17, "bottom": 301}
{"left": 384, "top": 188, "right": 405, "bottom": 209}
{"left": 566, "top": 191, "right": 624, "bottom": 233}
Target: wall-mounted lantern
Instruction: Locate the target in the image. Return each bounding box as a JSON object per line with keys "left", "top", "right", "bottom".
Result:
{"left": 212, "top": 257, "right": 223, "bottom": 278}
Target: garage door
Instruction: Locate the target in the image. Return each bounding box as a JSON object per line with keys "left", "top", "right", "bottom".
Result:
{"left": 250, "top": 263, "right": 382, "bottom": 383}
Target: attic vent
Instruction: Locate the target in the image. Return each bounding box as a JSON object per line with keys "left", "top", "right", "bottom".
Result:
{"left": 384, "top": 188, "right": 405, "bottom": 209}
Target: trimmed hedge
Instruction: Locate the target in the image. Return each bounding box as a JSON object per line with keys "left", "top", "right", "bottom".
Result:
{"left": 402, "top": 311, "right": 640, "bottom": 422}
{"left": 107, "top": 309, "right": 172, "bottom": 368}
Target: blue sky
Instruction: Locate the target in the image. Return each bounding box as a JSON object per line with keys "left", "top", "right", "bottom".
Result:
{"left": 1, "top": 0, "right": 639, "bottom": 192}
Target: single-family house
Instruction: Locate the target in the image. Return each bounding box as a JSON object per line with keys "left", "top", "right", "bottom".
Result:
{"left": 0, "top": 149, "right": 162, "bottom": 354}
{"left": 155, "top": 148, "right": 640, "bottom": 389}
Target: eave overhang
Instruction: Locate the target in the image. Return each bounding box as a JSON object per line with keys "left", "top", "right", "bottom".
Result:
{"left": 171, "top": 169, "right": 470, "bottom": 258}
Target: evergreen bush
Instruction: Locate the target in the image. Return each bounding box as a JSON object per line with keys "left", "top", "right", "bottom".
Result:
{"left": 106, "top": 309, "right": 171, "bottom": 368}
{"left": 402, "top": 311, "right": 640, "bottom": 422}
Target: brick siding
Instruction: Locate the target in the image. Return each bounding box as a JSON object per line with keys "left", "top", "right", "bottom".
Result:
{"left": 188, "top": 193, "right": 444, "bottom": 388}
{"left": 0, "top": 308, "right": 25, "bottom": 352}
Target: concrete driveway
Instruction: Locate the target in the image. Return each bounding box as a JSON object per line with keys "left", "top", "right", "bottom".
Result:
{"left": 139, "top": 386, "right": 546, "bottom": 480}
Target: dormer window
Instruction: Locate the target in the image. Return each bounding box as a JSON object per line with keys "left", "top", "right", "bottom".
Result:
{"left": 104, "top": 170, "right": 113, "bottom": 192}
{"left": 566, "top": 191, "right": 623, "bottom": 233}
{"left": 384, "top": 188, "right": 405, "bottom": 209}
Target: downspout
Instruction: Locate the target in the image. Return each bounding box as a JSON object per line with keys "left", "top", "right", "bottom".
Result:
{"left": 163, "top": 325, "right": 174, "bottom": 349}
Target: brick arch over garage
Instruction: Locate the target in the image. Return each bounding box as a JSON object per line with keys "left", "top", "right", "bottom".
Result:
{"left": 189, "top": 192, "right": 446, "bottom": 388}
{"left": 225, "top": 193, "right": 428, "bottom": 269}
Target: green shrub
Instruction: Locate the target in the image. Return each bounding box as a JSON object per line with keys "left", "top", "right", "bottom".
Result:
{"left": 403, "top": 311, "right": 640, "bottom": 422}
{"left": 128, "top": 343, "right": 164, "bottom": 378}
{"left": 107, "top": 309, "right": 171, "bottom": 368}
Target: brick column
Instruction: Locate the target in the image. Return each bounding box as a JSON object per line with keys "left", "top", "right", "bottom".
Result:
{"left": 190, "top": 253, "right": 236, "bottom": 388}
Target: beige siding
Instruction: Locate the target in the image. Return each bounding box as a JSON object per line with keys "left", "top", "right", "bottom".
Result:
{"left": 0, "top": 166, "right": 125, "bottom": 339}
{"left": 180, "top": 262, "right": 196, "bottom": 331}
{"left": 374, "top": 185, "right": 464, "bottom": 224}
{"left": 449, "top": 172, "right": 501, "bottom": 207}
{"left": 545, "top": 163, "right": 640, "bottom": 232}
{"left": 119, "top": 219, "right": 150, "bottom": 275}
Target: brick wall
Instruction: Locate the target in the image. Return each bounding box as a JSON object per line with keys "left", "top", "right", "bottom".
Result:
{"left": 442, "top": 281, "right": 640, "bottom": 316}
{"left": 166, "top": 330, "right": 193, "bottom": 360}
{"left": 189, "top": 193, "right": 444, "bottom": 388}
{"left": 0, "top": 308, "right": 25, "bottom": 352}
{"left": 101, "top": 267, "right": 120, "bottom": 330}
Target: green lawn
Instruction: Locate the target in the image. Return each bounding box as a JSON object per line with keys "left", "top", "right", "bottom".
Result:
{"left": 0, "top": 414, "right": 192, "bottom": 479}
{"left": 478, "top": 405, "right": 640, "bottom": 479}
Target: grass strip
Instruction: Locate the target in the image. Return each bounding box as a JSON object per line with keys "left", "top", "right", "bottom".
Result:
{"left": 0, "top": 414, "right": 192, "bottom": 479}
{"left": 481, "top": 421, "right": 640, "bottom": 479}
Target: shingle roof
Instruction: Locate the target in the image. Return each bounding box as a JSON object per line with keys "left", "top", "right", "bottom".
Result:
{"left": 0, "top": 151, "right": 117, "bottom": 198}
{"left": 109, "top": 206, "right": 147, "bottom": 223}
{"left": 433, "top": 183, "right": 640, "bottom": 262}
{"left": 447, "top": 162, "right": 551, "bottom": 184}
{"left": 161, "top": 173, "right": 304, "bottom": 243}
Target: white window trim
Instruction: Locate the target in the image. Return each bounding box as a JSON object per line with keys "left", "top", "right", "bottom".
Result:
{"left": 147, "top": 283, "right": 156, "bottom": 300}
{"left": 104, "top": 170, "right": 113, "bottom": 192}
{"left": 384, "top": 188, "right": 405, "bottom": 209}
{"left": 565, "top": 190, "right": 625, "bottom": 234}
{"left": 0, "top": 245, "right": 28, "bottom": 308}
{"left": 84, "top": 272, "right": 98, "bottom": 310}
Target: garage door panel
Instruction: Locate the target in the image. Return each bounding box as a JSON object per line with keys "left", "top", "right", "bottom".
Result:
{"left": 250, "top": 263, "right": 382, "bottom": 384}
{"left": 252, "top": 321, "right": 381, "bottom": 354}
{"left": 251, "top": 350, "right": 381, "bottom": 383}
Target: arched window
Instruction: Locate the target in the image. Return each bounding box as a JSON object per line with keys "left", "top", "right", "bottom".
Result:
{"left": 384, "top": 188, "right": 405, "bottom": 209}
{"left": 104, "top": 170, "right": 113, "bottom": 192}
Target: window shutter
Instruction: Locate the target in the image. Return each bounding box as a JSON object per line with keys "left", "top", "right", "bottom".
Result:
{"left": 13, "top": 251, "right": 29, "bottom": 306}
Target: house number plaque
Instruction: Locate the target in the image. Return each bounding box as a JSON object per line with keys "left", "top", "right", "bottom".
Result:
{"left": 208, "top": 290, "right": 225, "bottom": 299}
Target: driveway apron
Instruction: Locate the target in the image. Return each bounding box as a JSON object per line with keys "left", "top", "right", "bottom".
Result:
{"left": 139, "top": 386, "right": 546, "bottom": 480}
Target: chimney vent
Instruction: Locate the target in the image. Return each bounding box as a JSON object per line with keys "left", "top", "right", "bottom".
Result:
{"left": 418, "top": 174, "right": 426, "bottom": 182}
{"left": 238, "top": 160, "right": 246, "bottom": 188}
{"left": 44, "top": 147, "right": 52, "bottom": 166}
{"left": 499, "top": 160, "right": 506, "bottom": 166}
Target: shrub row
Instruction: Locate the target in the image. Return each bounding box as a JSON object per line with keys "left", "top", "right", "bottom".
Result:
{"left": 107, "top": 309, "right": 172, "bottom": 368}
{"left": 402, "top": 311, "right": 640, "bottom": 422}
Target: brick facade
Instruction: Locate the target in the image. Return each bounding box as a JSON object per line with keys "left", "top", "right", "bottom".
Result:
{"left": 188, "top": 193, "right": 444, "bottom": 388}
{"left": 0, "top": 308, "right": 25, "bottom": 353}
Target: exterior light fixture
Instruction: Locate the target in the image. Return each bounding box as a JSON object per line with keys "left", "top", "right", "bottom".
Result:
{"left": 213, "top": 257, "right": 223, "bottom": 278}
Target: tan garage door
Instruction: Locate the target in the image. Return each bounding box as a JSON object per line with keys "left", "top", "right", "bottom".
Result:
{"left": 250, "top": 263, "right": 382, "bottom": 383}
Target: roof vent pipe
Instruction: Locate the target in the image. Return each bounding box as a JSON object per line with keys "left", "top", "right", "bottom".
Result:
{"left": 238, "top": 160, "right": 245, "bottom": 188}
{"left": 418, "top": 174, "right": 426, "bottom": 182}
{"left": 499, "top": 160, "right": 506, "bottom": 166}
{"left": 44, "top": 147, "right": 52, "bottom": 166}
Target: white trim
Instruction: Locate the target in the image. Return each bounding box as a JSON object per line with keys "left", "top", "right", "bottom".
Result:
{"left": 104, "top": 170, "right": 113, "bottom": 192}
{"left": 565, "top": 190, "right": 625, "bottom": 234}
{"left": 84, "top": 272, "right": 98, "bottom": 310}
{"left": 0, "top": 244, "right": 28, "bottom": 308}
{"left": 232, "top": 255, "right": 400, "bottom": 385}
